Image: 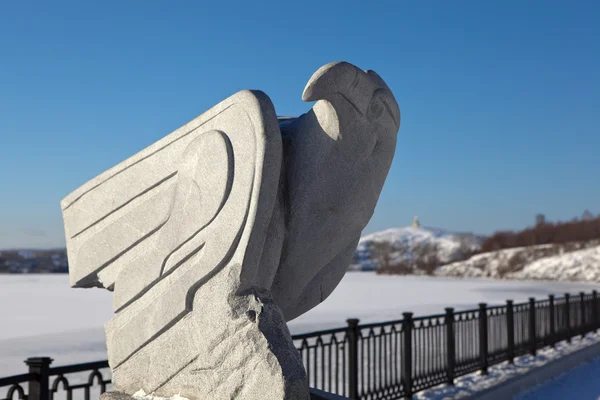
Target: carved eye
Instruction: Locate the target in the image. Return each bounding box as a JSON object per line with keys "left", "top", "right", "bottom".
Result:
{"left": 367, "top": 91, "right": 386, "bottom": 121}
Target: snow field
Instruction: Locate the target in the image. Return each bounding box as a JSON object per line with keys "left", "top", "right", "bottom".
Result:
{"left": 1, "top": 273, "right": 599, "bottom": 399}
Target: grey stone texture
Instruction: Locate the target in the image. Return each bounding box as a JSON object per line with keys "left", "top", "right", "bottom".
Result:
{"left": 63, "top": 62, "right": 400, "bottom": 399}
{"left": 101, "top": 387, "right": 350, "bottom": 400}
{"left": 272, "top": 62, "right": 400, "bottom": 321}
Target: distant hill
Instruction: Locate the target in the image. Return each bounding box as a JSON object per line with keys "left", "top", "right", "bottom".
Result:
{"left": 351, "top": 226, "right": 486, "bottom": 271}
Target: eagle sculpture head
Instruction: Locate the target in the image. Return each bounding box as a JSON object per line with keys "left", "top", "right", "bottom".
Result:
{"left": 271, "top": 62, "right": 401, "bottom": 321}
{"left": 303, "top": 61, "right": 400, "bottom": 159}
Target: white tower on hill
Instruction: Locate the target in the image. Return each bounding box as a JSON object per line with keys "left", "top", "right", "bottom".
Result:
{"left": 413, "top": 216, "right": 420, "bottom": 228}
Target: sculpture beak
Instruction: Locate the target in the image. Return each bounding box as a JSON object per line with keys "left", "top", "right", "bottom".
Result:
{"left": 302, "top": 61, "right": 360, "bottom": 103}
{"left": 302, "top": 62, "right": 400, "bottom": 130}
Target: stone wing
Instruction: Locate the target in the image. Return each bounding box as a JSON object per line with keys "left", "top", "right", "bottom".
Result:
{"left": 61, "top": 90, "right": 282, "bottom": 313}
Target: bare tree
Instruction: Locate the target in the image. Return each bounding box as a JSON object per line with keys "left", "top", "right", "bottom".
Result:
{"left": 482, "top": 212, "right": 600, "bottom": 252}
{"left": 454, "top": 236, "right": 477, "bottom": 261}
{"left": 410, "top": 242, "right": 441, "bottom": 275}
{"left": 369, "top": 241, "right": 394, "bottom": 270}
{"left": 374, "top": 241, "right": 446, "bottom": 276}
{"left": 412, "top": 242, "right": 438, "bottom": 261}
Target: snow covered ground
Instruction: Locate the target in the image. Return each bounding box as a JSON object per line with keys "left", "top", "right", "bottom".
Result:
{"left": 416, "top": 332, "right": 600, "bottom": 399}
{"left": 1, "top": 272, "right": 599, "bottom": 380}
{"left": 514, "top": 245, "right": 600, "bottom": 283}
{"left": 358, "top": 226, "right": 600, "bottom": 284}
{"left": 516, "top": 352, "right": 600, "bottom": 400}
{"left": 439, "top": 243, "right": 600, "bottom": 283}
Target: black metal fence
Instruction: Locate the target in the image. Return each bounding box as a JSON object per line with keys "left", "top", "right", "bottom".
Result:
{"left": 0, "top": 359, "right": 110, "bottom": 400}
{"left": 2, "top": 290, "right": 599, "bottom": 400}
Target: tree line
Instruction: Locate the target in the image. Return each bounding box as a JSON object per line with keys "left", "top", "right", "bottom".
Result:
{"left": 481, "top": 210, "right": 599, "bottom": 252}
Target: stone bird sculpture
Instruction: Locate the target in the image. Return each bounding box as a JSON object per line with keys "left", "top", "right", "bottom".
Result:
{"left": 273, "top": 62, "right": 400, "bottom": 321}
{"left": 62, "top": 61, "right": 400, "bottom": 400}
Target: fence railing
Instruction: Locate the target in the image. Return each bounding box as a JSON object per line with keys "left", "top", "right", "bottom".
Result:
{"left": 1, "top": 290, "right": 599, "bottom": 400}
{"left": 0, "top": 359, "right": 110, "bottom": 400}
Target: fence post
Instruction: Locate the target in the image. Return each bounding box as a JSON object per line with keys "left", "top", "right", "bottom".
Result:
{"left": 580, "top": 292, "right": 586, "bottom": 337}
{"left": 478, "top": 303, "right": 488, "bottom": 375}
{"left": 25, "top": 357, "right": 53, "bottom": 400}
{"left": 507, "top": 300, "right": 515, "bottom": 364}
{"left": 445, "top": 308, "right": 455, "bottom": 386}
{"left": 593, "top": 290, "right": 599, "bottom": 331}
{"left": 529, "top": 298, "right": 537, "bottom": 356}
{"left": 346, "top": 318, "right": 360, "bottom": 400}
{"left": 549, "top": 295, "right": 556, "bottom": 347}
{"left": 402, "top": 312, "right": 414, "bottom": 399}
{"left": 565, "top": 293, "right": 571, "bottom": 343}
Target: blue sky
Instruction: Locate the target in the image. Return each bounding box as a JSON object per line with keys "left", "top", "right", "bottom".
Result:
{"left": 1, "top": 1, "right": 599, "bottom": 249}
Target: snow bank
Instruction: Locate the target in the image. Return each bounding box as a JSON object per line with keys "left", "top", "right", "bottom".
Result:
{"left": 437, "top": 245, "right": 554, "bottom": 279}
{"left": 439, "top": 244, "right": 600, "bottom": 283}
{"left": 416, "top": 332, "right": 600, "bottom": 399}
{"left": 516, "top": 350, "right": 600, "bottom": 399}
{"left": 513, "top": 245, "right": 600, "bottom": 282}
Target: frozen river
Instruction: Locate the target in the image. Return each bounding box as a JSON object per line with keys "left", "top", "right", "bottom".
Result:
{"left": 1, "top": 272, "right": 599, "bottom": 378}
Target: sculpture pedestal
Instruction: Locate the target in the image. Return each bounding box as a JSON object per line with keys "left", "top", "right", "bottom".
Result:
{"left": 101, "top": 387, "right": 350, "bottom": 400}
{"left": 101, "top": 394, "right": 133, "bottom": 400}
{"left": 107, "top": 266, "right": 309, "bottom": 400}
